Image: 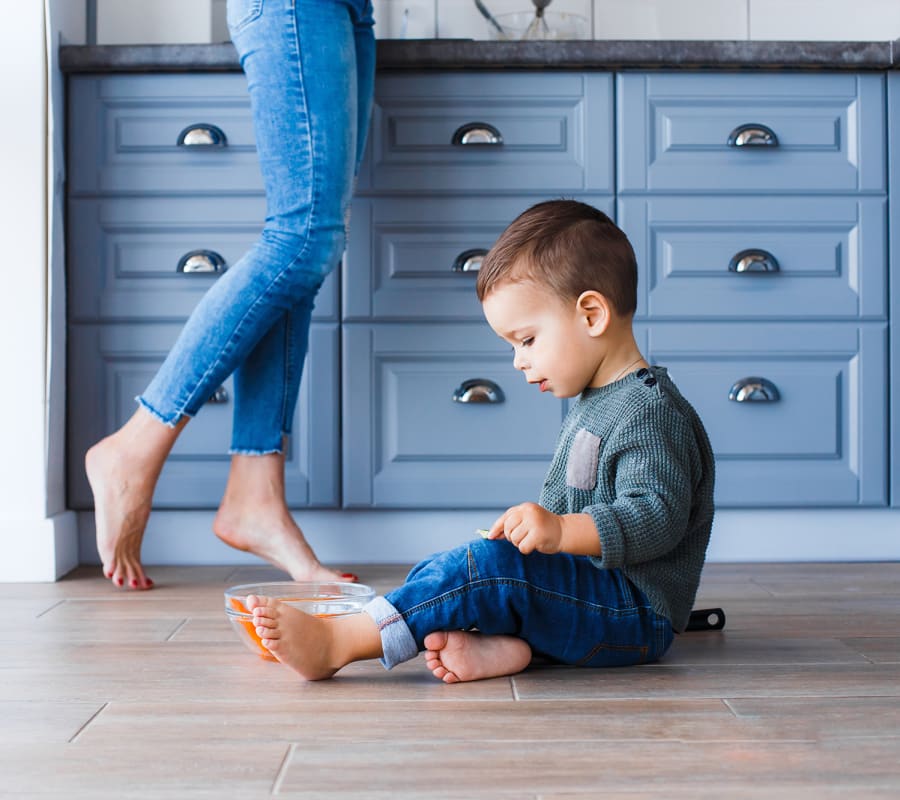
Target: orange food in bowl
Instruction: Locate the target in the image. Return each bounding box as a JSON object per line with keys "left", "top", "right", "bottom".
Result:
{"left": 224, "top": 582, "right": 375, "bottom": 660}
{"left": 229, "top": 596, "right": 276, "bottom": 660}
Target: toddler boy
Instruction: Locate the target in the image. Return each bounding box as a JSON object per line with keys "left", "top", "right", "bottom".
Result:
{"left": 246, "top": 199, "right": 715, "bottom": 682}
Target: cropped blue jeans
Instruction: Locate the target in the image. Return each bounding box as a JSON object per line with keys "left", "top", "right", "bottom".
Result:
{"left": 139, "top": 0, "right": 375, "bottom": 453}
{"left": 364, "top": 538, "right": 675, "bottom": 670}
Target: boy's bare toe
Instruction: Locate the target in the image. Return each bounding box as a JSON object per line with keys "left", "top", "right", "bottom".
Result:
{"left": 246, "top": 594, "right": 276, "bottom": 615}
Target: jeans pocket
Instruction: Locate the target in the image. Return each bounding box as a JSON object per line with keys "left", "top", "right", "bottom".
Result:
{"left": 227, "top": 0, "right": 264, "bottom": 36}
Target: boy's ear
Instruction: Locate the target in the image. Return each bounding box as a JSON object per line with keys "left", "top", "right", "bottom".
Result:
{"left": 576, "top": 290, "right": 611, "bottom": 336}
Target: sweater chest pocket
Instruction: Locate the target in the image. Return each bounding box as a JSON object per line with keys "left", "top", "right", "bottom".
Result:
{"left": 566, "top": 429, "right": 602, "bottom": 491}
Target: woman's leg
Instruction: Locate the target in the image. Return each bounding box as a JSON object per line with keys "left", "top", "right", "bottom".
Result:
{"left": 86, "top": 0, "right": 376, "bottom": 588}
{"left": 213, "top": 0, "right": 376, "bottom": 580}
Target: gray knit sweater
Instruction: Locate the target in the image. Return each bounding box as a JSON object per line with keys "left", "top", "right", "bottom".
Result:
{"left": 539, "top": 366, "right": 715, "bottom": 632}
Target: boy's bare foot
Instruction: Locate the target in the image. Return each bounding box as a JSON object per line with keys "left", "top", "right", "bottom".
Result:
{"left": 246, "top": 595, "right": 382, "bottom": 680}
{"left": 85, "top": 435, "right": 156, "bottom": 590}
{"left": 214, "top": 453, "right": 357, "bottom": 583}
{"left": 423, "top": 631, "right": 532, "bottom": 683}
{"left": 247, "top": 595, "right": 339, "bottom": 680}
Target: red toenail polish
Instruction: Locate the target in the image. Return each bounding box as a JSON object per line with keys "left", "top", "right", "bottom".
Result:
{"left": 115, "top": 577, "right": 123, "bottom": 586}
{"left": 340, "top": 572, "right": 359, "bottom": 582}
{"left": 146, "top": 578, "right": 154, "bottom": 587}
{"left": 130, "top": 579, "right": 138, "bottom": 587}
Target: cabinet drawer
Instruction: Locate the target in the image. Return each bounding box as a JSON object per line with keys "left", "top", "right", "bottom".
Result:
{"left": 67, "top": 197, "right": 337, "bottom": 322}
{"left": 643, "top": 322, "right": 887, "bottom": 507}
{"left": 342, "top": 323, "right": 568, "bottom": 507}
{"left": 344, "top": 195, "right": 615, "bottom": 320}
{"left": 68, "top": 74, "right": 263, "bottom": 195}
{"left": 618, "top": 73, "right": 885, "bottom": 194}
{"left": 359, "top": 72, "right": 613, "bottom": 194}
{"left": 67, "top": 323, "right": 339, "bottom": 509}
{"left": 620, "top": 196, "right": 886, "bottom": 320}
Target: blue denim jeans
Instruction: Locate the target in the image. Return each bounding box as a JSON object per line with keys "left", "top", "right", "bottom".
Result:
{"left": 139, "top": 0, "right": 375, "bottom": 453}
{"left": 364, "top": 538, "right": 675, "bottom": 670}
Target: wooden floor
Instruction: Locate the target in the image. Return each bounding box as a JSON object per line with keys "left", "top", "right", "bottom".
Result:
{"left": 2, "top": 562, "right": 899, "bottom": 798}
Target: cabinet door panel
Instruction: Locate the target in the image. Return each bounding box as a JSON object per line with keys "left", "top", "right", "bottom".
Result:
{"left": 342, "top": 323, "right": 568, "bottom": 507}
{"left": 67, "top": 323, "right": 339, "bottom": 508}
{"left": 619, "top": 196, "right": 886, "bottom": 320}
{"left": 344, "top": 195, "right": 614, "bottom": 320}
{"left": 644, "top": 322, "right": 888, "bottom": 507}
{"left": 618, "top": 72, "right": 885, "bottom": 194}
{"left": 68, "top": 74, "right": 264, "bottom": 195}
{"left": 360, "top": 72, "right": 613, "bottom": 193}
{"left": 68, "top": 197, "right": 338, "bottom": 322}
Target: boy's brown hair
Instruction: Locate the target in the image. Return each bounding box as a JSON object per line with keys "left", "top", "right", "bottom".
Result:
{"left": 476, "top": 199, "right": 638, "bottom": 316}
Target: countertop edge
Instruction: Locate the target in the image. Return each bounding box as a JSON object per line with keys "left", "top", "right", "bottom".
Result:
{"left": 59, "top": 40, "right": 900, "bottom": 73}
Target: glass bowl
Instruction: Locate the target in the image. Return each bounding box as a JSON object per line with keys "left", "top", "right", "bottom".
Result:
{"left": 224, "top": 581, "right": 375, "bottom": 660}
{"left": 486, "top": 11, "right": 590, "bottom": 41}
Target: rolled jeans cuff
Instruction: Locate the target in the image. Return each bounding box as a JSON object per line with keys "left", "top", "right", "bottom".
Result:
{"left": 362, "top": 596, "right": 418, "bottom": 670}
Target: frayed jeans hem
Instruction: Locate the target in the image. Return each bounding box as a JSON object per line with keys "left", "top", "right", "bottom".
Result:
{"left": 136, "top": 396, "right": 192, "bottom": 428}
{"left": 228, "top": 447, "right": 284, "bottom": 456}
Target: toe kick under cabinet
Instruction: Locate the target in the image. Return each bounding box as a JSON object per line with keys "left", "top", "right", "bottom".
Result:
{"left": 67, "top": 69, "right": 891, "bottom": 510}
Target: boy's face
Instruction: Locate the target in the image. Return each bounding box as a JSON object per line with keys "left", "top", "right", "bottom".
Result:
{"left": 482, "top": 280, "right": 601, "bottom": 399}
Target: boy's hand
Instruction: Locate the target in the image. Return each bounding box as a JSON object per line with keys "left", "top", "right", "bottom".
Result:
{"left": 486, "top": 502, "right": 564, "bottom": 555}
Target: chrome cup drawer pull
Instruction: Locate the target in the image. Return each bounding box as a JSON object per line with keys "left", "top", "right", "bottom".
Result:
{"left": 727, "top": 124, "right": 779, "bottom": 148}
{"left": 452, "top": 378, "right": 505, "bottom": 404}
{"left": 207, "top": 385, "right": 229, "bottom": 404}
{"left": 452, "top": 248, "right": 488, "bottom": 273}
{"left": 177, "top": 123, "right": 228, "bottom": 148}
{"left": 728, "top": 249, "right": 780, "bottom": 274}
{"left": 177, "top": 249, "right": 227, "bottom": 274}
{"left": 728, "top": 377, "right": 780, "bottom": 403}
{"left": 451, "top": 122, "right": 503, "bottom": 146}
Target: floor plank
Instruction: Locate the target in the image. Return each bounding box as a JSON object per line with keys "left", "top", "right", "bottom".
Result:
{"left": 3, "top": 562, "right": 900, "bottom": 797}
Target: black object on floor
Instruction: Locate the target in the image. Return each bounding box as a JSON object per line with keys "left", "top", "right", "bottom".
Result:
{"left": 685, "top": 607, "right": 726, "bottom": 632}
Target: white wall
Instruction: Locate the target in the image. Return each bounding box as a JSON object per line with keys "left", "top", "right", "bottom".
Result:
{"left": 92, "top": 0, "right": 900, "bottom": 43}
{"left": 0, "top": 1, "right": 81, "bottom": 581}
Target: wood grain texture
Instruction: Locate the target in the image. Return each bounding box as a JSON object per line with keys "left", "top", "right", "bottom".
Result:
{"left": 2, "top": 563, "right": 899, "bottom": 797}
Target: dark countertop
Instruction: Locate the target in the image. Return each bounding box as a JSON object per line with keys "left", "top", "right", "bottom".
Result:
{"left": 59, "top": 39, "right": 900, "bottom": 73}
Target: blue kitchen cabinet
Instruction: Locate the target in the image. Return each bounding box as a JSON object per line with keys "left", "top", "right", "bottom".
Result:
{"left": 68, "top": 74, "right": 264, "bottom": 195}
{"left": 617, "top": 72, "right": 886, "bottom": 195}
{"left": 359, "top": 72, "right": 614, "bottom": 195}
{"left": 619, "top": 195, "right": 887, "bottom": 320}
{"left": 67, "top": 323, "right": 339, "bottom": 508}
{"left": 67, "top": 69, "right": 892, "bottom": 511}
{"left": 67, "top": 196, "right": 337, "bottom": 323}
{"left": 339, "top": 70, "right": 612, "bottom": 508}
{"left": 641, "top": 322, "right": 888, "bottom": 506}
{"left": 342, "top": 323, "right": 568, "bottom": 507}
{"left": 344, "top": 195, "right": 615, "bottom": 321}
{"left": 66, "top": 74, "right": 340, "bottom": 509}
{"left": 616, "top": 71, "right": 888, "bottom": 508}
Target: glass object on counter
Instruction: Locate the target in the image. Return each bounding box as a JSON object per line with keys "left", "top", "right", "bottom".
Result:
{"left": 486, "top": 10, "right": 589, "bottom": 41}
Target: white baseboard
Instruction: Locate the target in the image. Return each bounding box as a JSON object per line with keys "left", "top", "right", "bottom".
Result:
{"left": 0, "top": 511, "right": 79, "bottom": 581}
{"left": 75, "top": 507, "right": 900, "bottom": 567}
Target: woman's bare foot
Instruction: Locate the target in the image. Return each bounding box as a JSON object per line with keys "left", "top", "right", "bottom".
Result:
{"left": 423, "top": 631, "right": 532, "bottom": 683}
{"left": 214, "top": 453, "right": 356, "bottom": 583}
{"left": 85, "top": 410, "right": 182, "bottom": 590}
{"left": 246, "top": 595, "right": 382, "bottom": 680}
